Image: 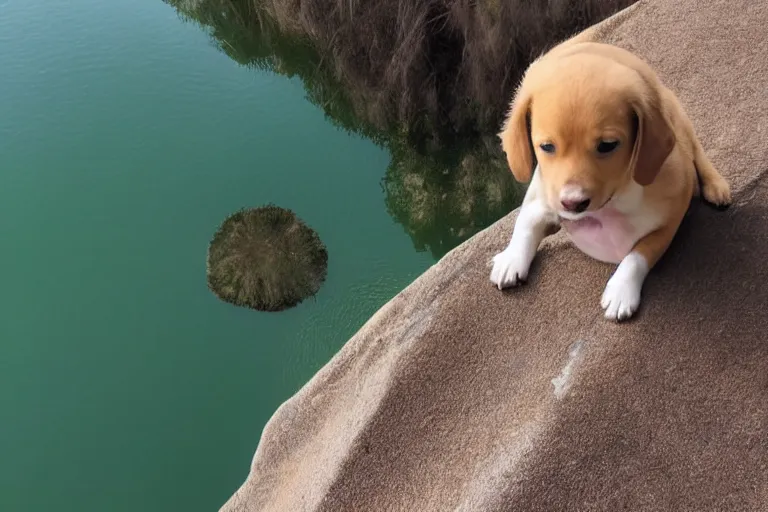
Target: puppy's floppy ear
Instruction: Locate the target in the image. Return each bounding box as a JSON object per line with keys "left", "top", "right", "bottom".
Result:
{"left": 498, "top": 83, "right": 535, "bottom": 183}
{"left": 629, "top": 88, "right": 676, "bottom": 186}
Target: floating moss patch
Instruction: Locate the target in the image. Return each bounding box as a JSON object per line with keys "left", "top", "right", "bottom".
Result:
{"left": 206, "top": 205, "right": 328, "bottom": 312}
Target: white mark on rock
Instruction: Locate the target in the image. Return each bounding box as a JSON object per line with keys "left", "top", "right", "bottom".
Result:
{"left": 551, "top": 339, "right": 585, "bottom": 400}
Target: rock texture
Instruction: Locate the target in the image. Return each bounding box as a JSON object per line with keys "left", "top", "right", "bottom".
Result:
{"left": 220, "top": 0, "right": 768, "bottom": 510}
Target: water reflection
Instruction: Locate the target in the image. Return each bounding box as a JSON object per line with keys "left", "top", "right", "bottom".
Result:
{"left": 165, "top": 0, "right": 632, "bottom": 258}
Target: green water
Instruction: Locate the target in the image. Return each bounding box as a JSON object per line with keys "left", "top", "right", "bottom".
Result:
{"left": 0, "top": 1, "right": 439, "bottom": 509}
{"left": 0, "top": 0, "right": 520, "bottom": 510}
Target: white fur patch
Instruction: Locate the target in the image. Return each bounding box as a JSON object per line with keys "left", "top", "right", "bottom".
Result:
{"left": 611, "top": 182, "right": 663, "bottom": 238}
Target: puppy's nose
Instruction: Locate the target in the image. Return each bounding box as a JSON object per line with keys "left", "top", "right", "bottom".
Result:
{"left": 561, "top": 198, "right": 591, "bottom": 213}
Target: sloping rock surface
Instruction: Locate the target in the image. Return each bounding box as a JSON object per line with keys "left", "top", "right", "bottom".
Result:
{"left": 221, "top": 0, "right": 768, "bottom": 510}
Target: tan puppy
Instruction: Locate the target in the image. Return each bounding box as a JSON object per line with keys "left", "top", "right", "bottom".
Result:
{"left": 489, "top": 39, "right": 731, "bottom": 321}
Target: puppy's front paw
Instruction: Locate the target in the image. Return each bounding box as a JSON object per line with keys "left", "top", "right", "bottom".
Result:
{"left": 490, "top": 249, "right": 530, "bottom": 290}
{"left": 600, "top": 274, "right": 642, "bottom": 322}
{"left": 702, "top": 175, "right": 732, "bottom": 209}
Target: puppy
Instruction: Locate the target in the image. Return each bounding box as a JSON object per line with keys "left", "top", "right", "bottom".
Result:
{"left": 489, "top": 39, "right": 731, "bottom": 321}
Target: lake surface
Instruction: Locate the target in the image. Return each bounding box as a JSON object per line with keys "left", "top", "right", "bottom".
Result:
{"left": 0, "top": 1, "right": 510, "bottom": 510}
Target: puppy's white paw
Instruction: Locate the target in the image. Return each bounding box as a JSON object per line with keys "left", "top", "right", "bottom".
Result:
{"left": 600, "top": 273, "right": 642, "bottom": 322}
{"left": 600, "top": 251, "right": 648, "bottom": 322}
{"left": 490, "top": 249, "right": 530, "bottom": 290}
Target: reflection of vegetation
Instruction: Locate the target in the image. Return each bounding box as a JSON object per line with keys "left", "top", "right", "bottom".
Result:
{"left": 383, "top": 135, "right": 520, "bottom": 256}
{"left": 206, "top": 205, "right": 328, "bottom": 312}
{"left": 167, "top": 0, "right": 632, "bottom": 258}
{"left": 168, "top": 0, "right": 380, "bottom": 142}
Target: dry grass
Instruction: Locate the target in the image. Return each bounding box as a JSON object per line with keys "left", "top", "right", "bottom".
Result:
{"left": 206, "top": 205, "right": 328, "bottom": 311}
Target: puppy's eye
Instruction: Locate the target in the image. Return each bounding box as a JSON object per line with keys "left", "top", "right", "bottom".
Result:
{"left": 597, "top": 140, "right": 620, "bottom": 154}
{"left": 539, "top": 143, "right": 555, "bottom": 154}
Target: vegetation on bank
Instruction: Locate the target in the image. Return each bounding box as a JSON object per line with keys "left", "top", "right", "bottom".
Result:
{"left": 168, "top": 0, "right": 634, "bottom": 257}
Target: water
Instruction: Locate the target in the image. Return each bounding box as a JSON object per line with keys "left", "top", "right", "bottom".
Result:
{"left": 0, "top": 1, "right": 515, "bottom": 510}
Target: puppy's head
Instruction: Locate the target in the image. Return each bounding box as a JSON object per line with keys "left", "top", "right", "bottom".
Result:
{"left": 499, "top": 44, "right": 676, "bottom": 218}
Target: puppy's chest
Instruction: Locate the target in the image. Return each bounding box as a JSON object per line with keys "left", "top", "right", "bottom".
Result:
{"left": 559, "top": 207, "right": 659, "bottom": 264}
